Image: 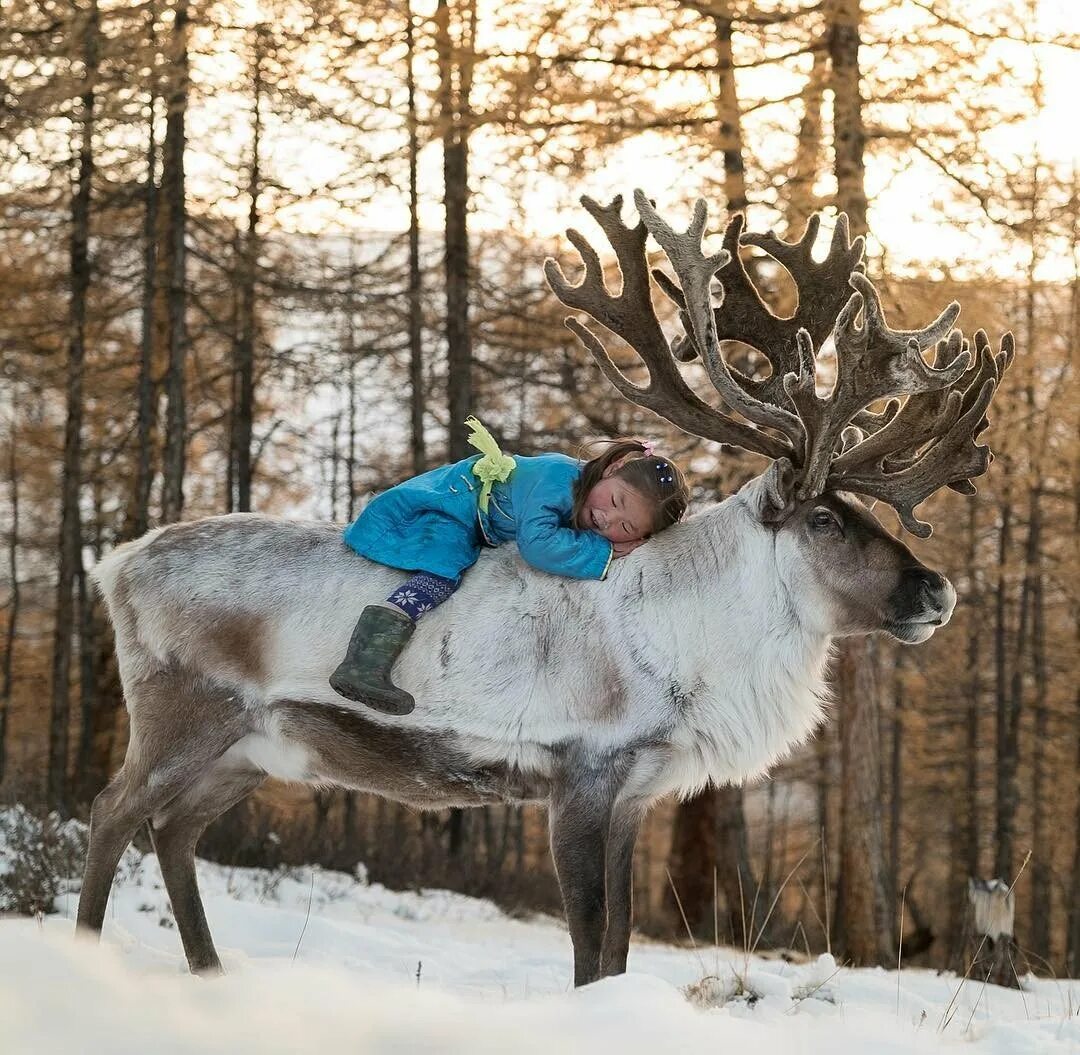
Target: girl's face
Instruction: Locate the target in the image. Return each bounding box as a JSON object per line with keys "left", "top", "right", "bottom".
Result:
{"left": 578, "top": 469, "right": 654, "bottom": 543}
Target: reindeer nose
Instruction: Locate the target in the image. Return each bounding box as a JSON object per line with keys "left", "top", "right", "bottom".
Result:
{"left": 907, "top": 567, "right": 947, "bottom": 603}
{"left": 900, "top": 567, "right": 954, "bottom": 621}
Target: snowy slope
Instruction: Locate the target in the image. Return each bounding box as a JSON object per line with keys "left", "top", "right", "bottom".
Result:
{"left": 1, "top": 841, "right": 1077, "bottom": 1054}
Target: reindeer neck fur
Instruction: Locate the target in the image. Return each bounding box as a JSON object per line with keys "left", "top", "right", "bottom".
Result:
{"left": 601, "top": 481, "right": 833, "bottom": 796}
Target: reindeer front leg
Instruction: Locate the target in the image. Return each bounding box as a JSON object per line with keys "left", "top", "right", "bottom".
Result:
{"left": 600, "top": 802, "right": 644, "bottom": 977}
{"left": 549, "top": 767, "right": 618, "bottom": 987}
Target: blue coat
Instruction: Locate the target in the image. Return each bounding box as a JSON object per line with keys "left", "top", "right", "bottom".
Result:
{"left": 342, "top": 453, "right": 613, "bottom": 581}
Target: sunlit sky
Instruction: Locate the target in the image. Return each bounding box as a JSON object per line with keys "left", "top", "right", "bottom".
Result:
{"left": 198, "top": 0, "right": 1078, "bottom": 281}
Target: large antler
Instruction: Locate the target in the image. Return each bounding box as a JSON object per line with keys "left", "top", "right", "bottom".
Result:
{"left": 543, "top": 195, "right": 790, "bottom": 460}
{"left": 546, "top": 191, "right": 1013, "bottom": 538}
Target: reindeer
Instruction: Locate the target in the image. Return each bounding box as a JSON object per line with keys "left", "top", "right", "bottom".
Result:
{"left": 77, "top": 192, "right": 1012, "bottom": 987}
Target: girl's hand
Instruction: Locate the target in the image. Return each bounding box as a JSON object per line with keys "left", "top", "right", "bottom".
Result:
{"left": 612, "top": 537, "right": 647, "bottom": 559}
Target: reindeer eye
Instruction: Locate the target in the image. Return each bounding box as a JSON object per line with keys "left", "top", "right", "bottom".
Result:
{"left": 811, "top": 508, "right": 839, "bottom": 531}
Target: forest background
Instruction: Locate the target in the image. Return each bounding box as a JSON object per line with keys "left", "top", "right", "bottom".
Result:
{"left": 1, "top": 0, "right": 1077, "bottom": 979}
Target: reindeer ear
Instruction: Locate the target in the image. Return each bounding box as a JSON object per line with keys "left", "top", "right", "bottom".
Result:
{"left": 759, "top": 458, "right": 796, "bottom": 524}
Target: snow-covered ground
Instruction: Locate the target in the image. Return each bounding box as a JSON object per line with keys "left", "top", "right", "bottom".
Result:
{"left": 2, "top": 837, "right": 1077, "bottom": 1054}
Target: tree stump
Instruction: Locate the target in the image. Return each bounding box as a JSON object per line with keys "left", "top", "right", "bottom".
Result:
{"left": 962, "top": 878, "right": 1023, "bottom": 988}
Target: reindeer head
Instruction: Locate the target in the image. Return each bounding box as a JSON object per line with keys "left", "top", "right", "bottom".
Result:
{"left": 545, "top": 192, "right": 1012, "bottom": 644}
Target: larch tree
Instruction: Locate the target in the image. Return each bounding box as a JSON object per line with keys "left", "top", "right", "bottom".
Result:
{"left": 48, "top": 0, "right": 99, "bottom": 810}
{"left": 160, "top": 0, "right": 191, "bottom": 523}
{"left": 825, "top": 0, "right": 892, "bottom": 968}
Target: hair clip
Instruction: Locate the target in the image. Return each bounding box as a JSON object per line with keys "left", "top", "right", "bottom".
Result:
{"left": 641, "top": 440, "right": 655, "bottom": 458}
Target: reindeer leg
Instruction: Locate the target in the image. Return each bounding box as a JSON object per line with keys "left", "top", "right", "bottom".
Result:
{"left": 77, "top": 764, "right": 156, "bottom": 934}
{"left": 600, "top": 802, "right": 644, "bottom": 978}
{"left": 549, "top": 764, "right": 620, "bottom": 987}
{"left": 76, "top": 664, "right": 250, "bottom": 938}
{"left": 149, "top": 764, "right": 266, "bottom": 974}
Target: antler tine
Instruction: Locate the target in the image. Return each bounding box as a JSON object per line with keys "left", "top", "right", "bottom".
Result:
{"left": 852, "top": 400, "right": 901, "bottom": 434}
{"left": 850, "top": 272, "right": 965, "bottom": 371}
{"left": 633, "top": 190, "right": 804, "bottom": 451}
{"left": 880, "top": 329, "right": 1003, "bottom": 475}
{"left": 942, "top": 330, "right": 1012, "bottom": 495}
{"left": 655, "top": 211, "right": 868, "bottom": 428}
{"left": 832, "top": 330, "right": 968, "bottom": 477}
{"left": 832, "top": 390, "right": 964, "bottom": 477}
{"left": 829, "top": 378, "right": 998, "bottom": 537}
{"left": 740, "top": 212, "right": 867, "bottom": 299}
{"left": 797, "top": 273, "right": 972, "bottom": 499}
{"left": 828, "top": 328, "right": 1014, "bottom": 534}
{"left": 544, "top": 195, "right": 791, "bottom": 459}
{"left": 781, "top": 328, "right": 825, "bottom": 467}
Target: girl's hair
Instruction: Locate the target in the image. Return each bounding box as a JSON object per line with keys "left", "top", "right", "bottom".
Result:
{"left": 571, "top": 438, "right": 690, "bottom": 536}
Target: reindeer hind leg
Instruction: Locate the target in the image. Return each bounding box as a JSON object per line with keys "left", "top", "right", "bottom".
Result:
{"left": 76, "top": 662, "right": 251, "bottom": 939}
{"left": 77, "top": 763, "right": 151, "bottom": 934}
{"left": 149, "top": 763, "right": 266, "bottom": 974}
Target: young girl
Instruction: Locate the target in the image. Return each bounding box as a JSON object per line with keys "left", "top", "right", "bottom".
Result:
{"left": 330, "top": 417, "right": 689, "bottom": 714}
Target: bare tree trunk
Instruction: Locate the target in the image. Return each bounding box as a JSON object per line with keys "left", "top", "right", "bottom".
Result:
{"left": 761, "top": 781, "right": 777, "bottom": 908}
{"left": 132, "top": 3, "right": 159, "bottom": 540}
{"left": 234, "top": 22, "right": 264, "bottom": 513}
{"left": 998, "top": 209, "right": 1041, "bottom": 887}
{"left": 405, "top": 2, "right": 426, "bottom": 475}
{"left": 1018, "top": 162, "right": 1051, "bottom": 958}
{"left": 816, "top": 722, "right": 832, "bottom": 915}
{"left": 826, "top": 0, "right": 867, "bottom": 233}
{"left": 74, "top": 573, "right": 98, "bottom": 799}
{"left": 436, "top": 0, "right": 475, "bottom": 461}
{"left": 346, "top": 340, "right": 358, "bottom": 520}
{"left": 160, "top": 0, "right": 190, "bottom": 523}
{"left": 948, "top": 499, "right": 982, "bottom": 961}
{"left": 225, "top": 268, "right": 238, "bottom": 514}
{"left": 716, "top": 785, "right": 760, "bottom": 946}
{"left": 665, "top": 786, "right": 758, "bottom": 944}
{"left": 964, "top": 502, "right": 981, "bottom": 882}
{"left": 436, "top": 0, "right": 476, "bottom": 856}
{"left": 1068, "top": 716, "right": 1080, "bottom": 975}
{"left": 712, "top": 4, "right": 746, "bottom": 215}
{"left": 993, "top": 487, "right": 1015, "bottom": 878}
{"left": 329, "top": 410, "right": 341, "bottom": 521}
{"left": 74, "top": 449, "right": 104, "bottom": 805}
{"left": 49, "top": 0, "right": 99, "bottom": 810}
{"left": 889, "top": 650, "right": 904, "bottom": 927}
{"left": 788, "top": 43, "right": 826, "bottom": 233}
{"left": 1065, "top": 192, "right": 1080, "bottom": 977}
{"left": 826, "top": 0, "right": 889, "bottom": 966}
{"left": 666, "top": 789, "right": 717, "bottom": 938}
{"left": 836, "top": 640, "right": 891, "bottom": 965}
{"left": 1027, "top": 492, "right": 1049, "bottom": 958}
{"left": 0, "top": 401, "right": 19, "bottom": 786}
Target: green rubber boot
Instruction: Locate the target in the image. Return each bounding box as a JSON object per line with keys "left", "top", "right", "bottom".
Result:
{"left": 329, "top": 604, "right": 416, "bottom": 715}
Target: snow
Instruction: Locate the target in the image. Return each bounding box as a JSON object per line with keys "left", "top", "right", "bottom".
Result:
{"left": 2, "top": 838, "right": 1078, "bottom": 1054}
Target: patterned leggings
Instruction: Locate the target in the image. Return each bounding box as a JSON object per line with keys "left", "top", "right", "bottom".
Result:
{"left": 386, "top": 572, "right": 461, "bottom": 622}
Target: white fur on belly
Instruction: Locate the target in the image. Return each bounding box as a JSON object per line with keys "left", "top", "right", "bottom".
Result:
{"left": 223, "top": 731, "right": 310, "bottom": 782}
